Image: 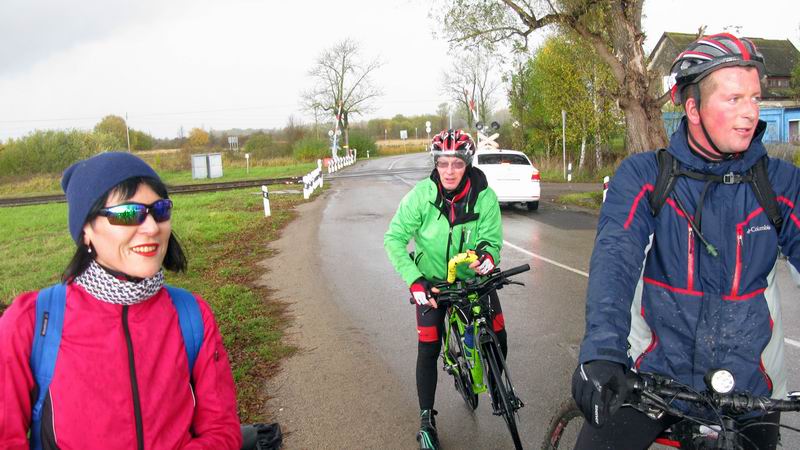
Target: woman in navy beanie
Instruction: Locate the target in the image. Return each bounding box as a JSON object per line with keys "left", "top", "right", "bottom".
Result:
{"left": 0, "top": 152, "right": 243, "bottom": 449}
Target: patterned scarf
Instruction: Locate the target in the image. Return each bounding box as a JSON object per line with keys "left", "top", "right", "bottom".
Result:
{"left": 75, "top": 260, "right": 164, "bottom": 305}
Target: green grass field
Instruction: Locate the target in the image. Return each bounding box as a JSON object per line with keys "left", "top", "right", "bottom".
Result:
{"left": 0, "top": 186, "right": 310, "bottom": 422}
{"left": 556, "top": 191, "right": 604, "bottom": 209}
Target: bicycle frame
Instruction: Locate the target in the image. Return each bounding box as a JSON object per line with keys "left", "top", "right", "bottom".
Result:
{"left": 441, "top": 290, "right": 497, "bottom": 395}
{"left": 434, "top": 253, "right": 529, "bottom": 450}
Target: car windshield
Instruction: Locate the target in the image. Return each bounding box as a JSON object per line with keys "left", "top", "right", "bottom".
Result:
{"left": 477, "top": 154, "right": 530, "bottom": 166}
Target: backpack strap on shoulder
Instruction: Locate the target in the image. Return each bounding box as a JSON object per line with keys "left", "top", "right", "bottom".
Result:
{"left": 649, "top": 149, "right": 677, "bottom": 217}
{"left": 166, "top": 285, "right": 204, "bottom": 377}
{"left": 30, "top": 283, "right": 67, "bottom": 450}
{"left": 750, "top": 155, "right": 783, "bottom": 233}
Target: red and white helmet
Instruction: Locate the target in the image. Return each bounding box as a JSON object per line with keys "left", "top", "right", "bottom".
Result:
{"left": 431, "top": 129, "right": 475, "bottom": 164}
{"left": 669, "top": 33, "right": 765, "bottom": 105}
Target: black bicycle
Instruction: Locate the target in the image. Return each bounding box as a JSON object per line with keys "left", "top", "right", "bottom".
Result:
{"left": 542, "top": 369, "right": 800, "bottom": 449}
{"left": 428, "top": 252, "right": 530, "bottom": 450}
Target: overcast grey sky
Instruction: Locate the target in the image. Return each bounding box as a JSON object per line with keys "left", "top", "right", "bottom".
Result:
{"left": 1, "top": 0, "right": 798, "bottom": 140}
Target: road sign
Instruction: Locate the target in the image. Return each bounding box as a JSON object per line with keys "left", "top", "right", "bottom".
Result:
{"left": 400, "top": 130, "right": 408, "bottom": 140}
{"left": 477, "top": 131, "right": 499, "bottom": 149}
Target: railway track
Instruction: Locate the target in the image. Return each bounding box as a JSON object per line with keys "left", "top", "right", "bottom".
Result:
{"left": 0, "top": 176, "right": 301, "bottom": 207}
{"left": 0, "top": 166, "right": 431, "bottom": 207}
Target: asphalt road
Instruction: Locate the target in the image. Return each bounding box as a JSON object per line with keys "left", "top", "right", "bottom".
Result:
{"left": 269, "top": 152, "right": 800, "bottom": 449}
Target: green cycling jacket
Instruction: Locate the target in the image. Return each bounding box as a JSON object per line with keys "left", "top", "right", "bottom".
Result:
{"left": 384, "top": 167, "right": 503, "bottom": 286}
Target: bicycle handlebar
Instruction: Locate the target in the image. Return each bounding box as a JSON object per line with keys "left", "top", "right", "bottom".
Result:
{"left": 431, "top": 263, "right": 531, "bottom": 308}
{"left": 630, "top": 372, "right": 800, "bottom": 415}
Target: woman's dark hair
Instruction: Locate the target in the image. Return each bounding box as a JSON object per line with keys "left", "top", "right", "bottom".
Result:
{"left": 62, "top": 176, "right": 188, "bottom": 281}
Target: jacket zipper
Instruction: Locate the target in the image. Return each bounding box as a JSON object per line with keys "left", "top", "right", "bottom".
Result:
{"left": 635, "top": 331, "right": 659, "bottom": 370}
{"left": 732, "top": 227, "right": 744, "bottom": 297}
{"left": 687, "top": 223, "right": 695, "bottom": 290}
{"left": 445, "top": 226, "right": 453, "bottom": 272}
{"left": 122, "top": 306, "right": 145, "bottom": 450}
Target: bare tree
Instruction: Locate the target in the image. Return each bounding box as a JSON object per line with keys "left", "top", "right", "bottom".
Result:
{"left": 436, "top": 0, "right": 670, "bottom": 153}
{"left": 302, "top": 38, "right": 383, "bottom": 151}
{"left": 442, "top": 51, "right": 501, "bottom": 129}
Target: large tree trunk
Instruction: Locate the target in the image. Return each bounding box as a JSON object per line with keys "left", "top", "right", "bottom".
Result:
{"left": 570, "top": 1, "right": 669, "bottom": 153}
{"left": 619, "top": 99, "right": 668, "bottom": 153}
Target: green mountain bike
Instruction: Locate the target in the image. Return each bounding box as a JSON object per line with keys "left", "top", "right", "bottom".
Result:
{"left": 429, "top": 252, "right": 530, "bottom": 450}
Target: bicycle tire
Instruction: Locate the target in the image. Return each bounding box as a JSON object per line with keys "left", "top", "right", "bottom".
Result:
{"left": 445, "top": 317, "right": 478, "bottom": 410}
{"left": 541, "top": 398, "right": 584, "bottom": 450}
{"left": 483, "top": 342, "right": 523, "bottom": 450}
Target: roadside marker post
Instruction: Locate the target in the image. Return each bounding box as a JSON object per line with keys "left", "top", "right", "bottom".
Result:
{"left": 567, "top": 163, "right": 572, "bottom": 182}
{"left": 602, "top": 176, "right": 610, "bottom": 203}
{"left": 262, "top": 185, "right": 271, "bottom": 217}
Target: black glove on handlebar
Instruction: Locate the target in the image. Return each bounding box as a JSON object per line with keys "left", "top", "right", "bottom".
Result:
{"left": 409, "top": 277, "right": 434, "bottom": 306}
{"left": 571, "top": 360, "right": 629, "bottom": 428}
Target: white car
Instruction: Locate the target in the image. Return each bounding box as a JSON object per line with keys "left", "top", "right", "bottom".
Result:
{"left": 473, "top": 149, "right": 541, "bottom": 210}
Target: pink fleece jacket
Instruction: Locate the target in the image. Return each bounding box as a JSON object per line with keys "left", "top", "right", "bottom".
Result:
{"left": 0, "top": 283, "right": 242, "bottom": 449}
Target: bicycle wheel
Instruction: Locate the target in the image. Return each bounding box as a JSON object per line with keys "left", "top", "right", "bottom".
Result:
{"left": 482, "top": 341, "right": 523, "bottom": 450}
{"left": 445, "top": 318, "right": 478, "bottom": 410}
{"left": 541, "top": 398, "right": 584, "bottom": 450}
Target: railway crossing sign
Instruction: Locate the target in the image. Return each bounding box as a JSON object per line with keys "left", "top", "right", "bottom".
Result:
{"left": 477, "top": 131, "right": 499, "bottom": 149}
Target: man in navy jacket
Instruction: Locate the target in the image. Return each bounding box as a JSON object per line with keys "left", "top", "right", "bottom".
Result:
{"left": 571, "top": 33, "right": 800, "bottom": 449}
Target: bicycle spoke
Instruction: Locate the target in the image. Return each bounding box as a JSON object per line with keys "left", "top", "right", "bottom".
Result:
{"left": 444, "top": 314, "right": 478, "bottom": 410}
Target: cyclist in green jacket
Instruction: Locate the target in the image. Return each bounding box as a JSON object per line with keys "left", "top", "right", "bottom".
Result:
{"left": 384, "top": 129, "right": 504, "bottom": 450}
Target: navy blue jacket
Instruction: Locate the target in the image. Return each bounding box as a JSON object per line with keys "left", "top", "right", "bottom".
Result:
{"left": 579, "top": 117, "right": 800, "bottom": 399}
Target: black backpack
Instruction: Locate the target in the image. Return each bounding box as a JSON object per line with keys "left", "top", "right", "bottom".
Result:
{"left": 648, "top": 149, "right": 783, "bottom": 233}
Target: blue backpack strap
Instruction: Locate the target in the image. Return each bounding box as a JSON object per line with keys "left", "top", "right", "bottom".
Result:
{"left": 30, "top": 284, "right": 67, "bottom": 450}
{"left": 165, "top": 286, "right": 204, "bottom": 377}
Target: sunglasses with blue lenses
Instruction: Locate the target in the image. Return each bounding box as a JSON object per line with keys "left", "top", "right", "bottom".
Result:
{"left": 98, "top": 199, "right": 173, "bottom": 226}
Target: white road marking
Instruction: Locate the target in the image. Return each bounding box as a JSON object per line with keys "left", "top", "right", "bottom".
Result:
{"left": 396, "top": 176, "right": 415, "bottom": 187}
{"left": 785, "top": 337, "right": 800, "bottom": 349}
{"left": 503, "top": 240, "right": 589, "bottom": 278}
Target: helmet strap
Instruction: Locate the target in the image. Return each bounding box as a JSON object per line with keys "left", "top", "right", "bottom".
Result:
{"left": 688, "top": 84, "right": 725, "bottom": 161}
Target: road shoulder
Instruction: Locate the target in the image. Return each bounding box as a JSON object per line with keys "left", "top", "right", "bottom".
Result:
{"left": 257, "top": 191, "right": 415, "bottom": 449}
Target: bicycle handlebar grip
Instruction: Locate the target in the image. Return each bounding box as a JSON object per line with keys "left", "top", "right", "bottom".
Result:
{"left": 447, "top": 251, "right": 479, "bottom": 283}
{"left": 500, "top": 264, "right": 530, "bottom": 278}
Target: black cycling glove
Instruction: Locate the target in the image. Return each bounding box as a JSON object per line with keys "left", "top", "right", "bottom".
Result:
{"left": 409, "top": 277, "right": 434, "bottom": 306}
{"left": 571, "top": 360, "right": 629, "bottom": 428}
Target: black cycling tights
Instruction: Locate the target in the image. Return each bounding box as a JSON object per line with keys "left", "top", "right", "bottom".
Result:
{"left": 573, "top": 405, "right": 780, "bottom": 450}
{"left": 416, "top": 329, "right": 507, "bottom": 410}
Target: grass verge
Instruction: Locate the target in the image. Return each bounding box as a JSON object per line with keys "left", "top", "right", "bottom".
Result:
{"left": 0, "top": 186, "right": 313, "bottom": 422}
{"left": 556, "top": 191, "right": 603, "bottom": 210}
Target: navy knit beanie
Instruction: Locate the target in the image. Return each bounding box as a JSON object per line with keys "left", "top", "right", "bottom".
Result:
{"left": 61, "top": 152, "right": 161, "bottom": 243}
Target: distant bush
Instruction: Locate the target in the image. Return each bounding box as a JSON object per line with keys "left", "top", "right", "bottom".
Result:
{"left": 243, "top": 133, "right": 292, "bottom": 160}
{"left": 131, "top": 130, "right": 154, "bottom": 150}
{"left": 292, "top": 137, "right": 329, "bottom": 161}
{"left": 347, "top": 130, "right": 377, "bottom": 157}
{"left": 0, "top": 130, "right": 120, "bottom": 177}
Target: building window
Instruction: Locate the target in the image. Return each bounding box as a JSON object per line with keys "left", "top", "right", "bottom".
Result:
{"left": 767, "top": 78, "right": 790, "bottom": 88}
